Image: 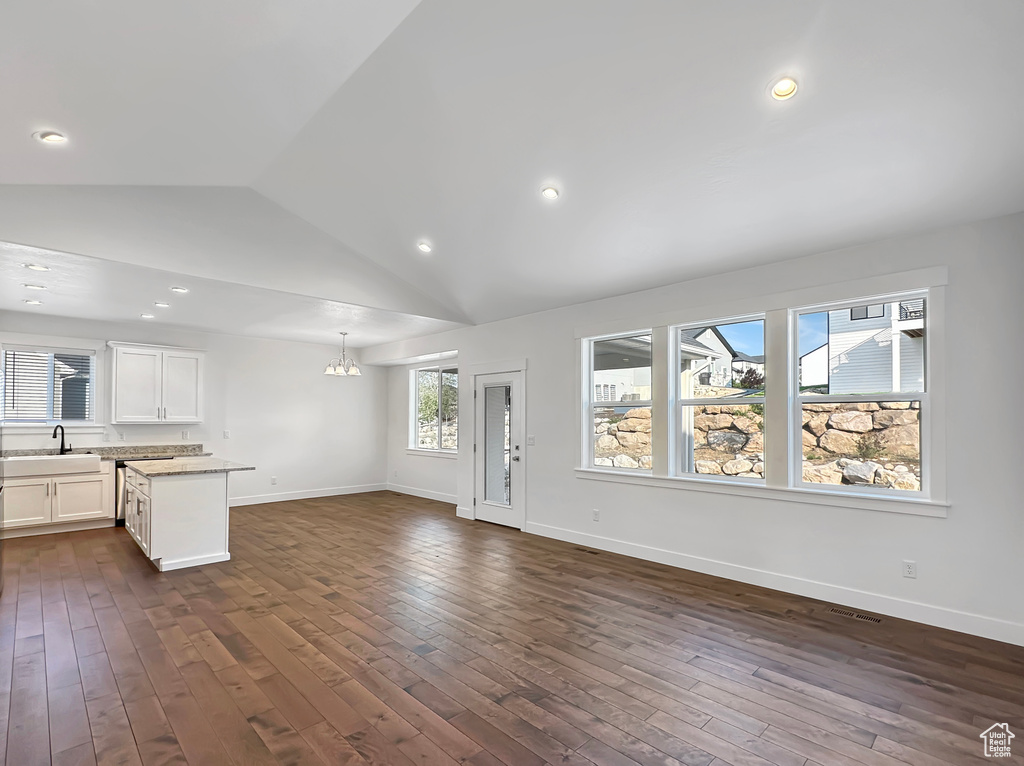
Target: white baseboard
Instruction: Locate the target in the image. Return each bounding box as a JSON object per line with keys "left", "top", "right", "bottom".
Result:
{"left": 386, "top": 483, "right": 457, "bottom": 505}
{"left": 456, "top": 505, "right": 474, "bottom": 520}
{"left": 156, "top": 552, "right": 230, "bottom": 571}
{"left": 1, "top": 518, "right": 116, "bottom": 539}
{"left": 524, "top": 521, "right": 1024, "bottom": 648}
{"left": 230, "top": 484, "right": 387, "bottom": 507}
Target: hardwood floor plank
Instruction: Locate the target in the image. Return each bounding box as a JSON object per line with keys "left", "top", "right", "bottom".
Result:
{"left": 2, "top": 494, "right": 1021, "bottom": 766}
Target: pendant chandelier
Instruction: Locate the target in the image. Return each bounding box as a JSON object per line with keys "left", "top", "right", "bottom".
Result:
{"left": 324, "top": 332, "right": 361, "bottom": 376}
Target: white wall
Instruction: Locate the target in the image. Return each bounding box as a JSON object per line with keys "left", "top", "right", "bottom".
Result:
{"left": 0, "top": 312, "right": 388, "bottom": 503}
{"left": 367, "top": 212, "right": 1024, "bottom": 646}
{"left": 385, "top": 362, "right": 458, "bottom": 504}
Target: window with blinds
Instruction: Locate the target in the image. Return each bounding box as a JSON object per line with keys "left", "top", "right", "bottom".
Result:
{"left": 1, "top": 348, "right": 95, "bottom": 422}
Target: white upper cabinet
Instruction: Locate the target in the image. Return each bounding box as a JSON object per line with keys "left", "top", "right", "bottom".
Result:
{"left": 110, "top": 343, "right": 204, "bottom": 424}
{"left": 162, "top": 351, "right": 203, "bottom": 422}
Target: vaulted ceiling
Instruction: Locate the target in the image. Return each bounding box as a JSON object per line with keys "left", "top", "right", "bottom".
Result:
{"left": 2, "top": 1, "right": 1023, "bottom": 343}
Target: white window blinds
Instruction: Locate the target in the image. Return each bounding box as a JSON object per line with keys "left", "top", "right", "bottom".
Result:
{"left": 2, "top": 348, "right": 95, "bottom": 422}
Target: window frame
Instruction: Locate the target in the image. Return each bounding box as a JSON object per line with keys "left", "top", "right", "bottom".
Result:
{"left": 584, "top": 329, "right": 654, "bottom": 473}
{"left": 1, "top": 343, "right": 98, "bottom": 426}
{"left": 408, "top": 364, "right": 459, "bottom": 454}
{"left": 790, "top": 289, "right": 931, "bottom": 500}
{"left": 671, "top": 315, "right": 766, "bottom": 484}
{"left": 850, "top": 303, "right": 885, "bottom": 321}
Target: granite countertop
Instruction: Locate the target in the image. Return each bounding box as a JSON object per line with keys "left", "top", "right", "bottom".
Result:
{"left": 125, "top": 457, "right": 255, "bottom": 477}
{"left": 1, "top": 444, "right": 207, "bottom": 459}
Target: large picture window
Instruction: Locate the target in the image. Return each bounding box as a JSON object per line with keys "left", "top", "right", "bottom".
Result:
{"left": 675, "top": 318, "right": 765, "bottom": 480}
{"left": 1, "top": 346, "right": 96, "bottom": 423}
{"left": 412, "top": 366, "right": 458, "bottom": 451}
{"left": 589, "top": 332, "right": 652, "bottom": 470}
{"left": 580, "top": 286, "right": 936, "bottom": 507}
{"left": 795, "top": 292, "right": 926, "bottom": 493}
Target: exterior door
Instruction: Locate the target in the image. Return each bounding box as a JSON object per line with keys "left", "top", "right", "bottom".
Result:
{"left": 474, "top": 371, "right": 525, "bottom": 529}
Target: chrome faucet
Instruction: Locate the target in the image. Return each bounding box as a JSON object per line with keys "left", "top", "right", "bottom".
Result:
{"left": 52, "top": 424, "right": 72, "bottom": 455}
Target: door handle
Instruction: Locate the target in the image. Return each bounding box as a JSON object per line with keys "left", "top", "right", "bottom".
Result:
{"left": 511, "top": 456, "right": 520, "bottom": 462}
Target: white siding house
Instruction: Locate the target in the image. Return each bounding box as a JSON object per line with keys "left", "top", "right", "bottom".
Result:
{"left": 827, "top": 300, "right": 925, "bottom": 394}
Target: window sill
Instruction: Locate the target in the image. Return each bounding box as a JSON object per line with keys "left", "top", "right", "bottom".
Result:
{"left": 575, "top": 468, "right": 948, "bottom": 518}
{"left": 406, "top": 448, "right": 458, "bottom": 459}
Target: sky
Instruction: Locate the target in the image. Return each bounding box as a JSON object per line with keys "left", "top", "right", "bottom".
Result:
{"left": 713, "top": 314, "right": 828, "bottom": 357}
{"left": 717, "top": 320, "right": 764, "bottom": 356}
{"left": 799, "top": 312, "right": 828, "bottom": 357}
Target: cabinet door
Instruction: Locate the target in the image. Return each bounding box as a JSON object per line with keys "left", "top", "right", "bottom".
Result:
{"left": 125, "top": 486, "right": 137, "bottom": 540}
{"left": 162, "top": 351, "right": 203, "bottom": 422}
{"left": 52, "top": 475, "right": 109, "bottom": 522}
{"left": 2, "top": 478, "right": 52, "bottom": 528}
{"left": 113, "top": 347, "right": 162, "bottom": 423}
{"left": 136, "top": 492, "right": 151, "bottom": 556}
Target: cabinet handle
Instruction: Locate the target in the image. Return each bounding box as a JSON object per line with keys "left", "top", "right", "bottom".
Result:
{"left": 47, "top": 482, "right": 50, "bottom": 496}
{"left": 163, "top": 407, "right": 167, "bottom": 419}
{"left": 157, "top": 407, "right": 160, "bottom": 418}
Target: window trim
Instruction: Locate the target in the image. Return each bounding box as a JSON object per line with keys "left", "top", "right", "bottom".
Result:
{"left": 408, "top": 364, "right": 458, "bottom": 453}
{"left": 1, "top": 343, "right": 98, "bottom": 425}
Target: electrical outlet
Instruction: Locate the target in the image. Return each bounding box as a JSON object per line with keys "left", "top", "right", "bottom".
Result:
{"left": 118, "top": 432, "right": 126, "bottom": 441}
{"left": 393, "top": 470, "right": 398, "bottom": 479}
{"left": 271, "top": 476, "right": 278, "bottom": 486}
{"left": 223, "top": 430, "right": 231, "bottom": 439}
{"left": 527, "top": 435, "right": 536, "bottom": 446}
{"left": 592, "top": 509, "right": 600, "bottom": 522}
{"left": 102, "top": 432, "right": 110, "bottom": 442}
{"left": 181, "top": 430, "right": 190, "bottom": 440}
{"left": 903, "top": 560, "right": 917, "bottom": 579}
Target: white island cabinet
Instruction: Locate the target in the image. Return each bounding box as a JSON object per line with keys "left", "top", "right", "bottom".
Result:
{"left": 124, "top": 457, "right": 254, "bottom": 571}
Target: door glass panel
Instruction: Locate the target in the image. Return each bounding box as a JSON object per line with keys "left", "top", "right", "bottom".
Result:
{"left": 484, "top": 385, "right": 511, "bottom": 505}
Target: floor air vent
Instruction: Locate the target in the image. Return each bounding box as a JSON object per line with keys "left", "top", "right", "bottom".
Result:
{"left": 828, "top": 606, "right": 882, "bottom": 624}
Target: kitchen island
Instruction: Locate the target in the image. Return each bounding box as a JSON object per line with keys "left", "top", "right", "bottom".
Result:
{"left": 124, "top": 457, "right": 254, "bottom": 571}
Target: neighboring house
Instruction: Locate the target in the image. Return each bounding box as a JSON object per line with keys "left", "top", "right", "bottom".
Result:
{"left": 799, "top": 343, "right": 828, "bottom": 388}
{"left": 828, "top": 299, "right": 925, "bottom": 394}
{"left": 593, "top": 335, "right": 653, "bottom": 402}
{"left": 732, "top": 351, "right": 765, "bottom": 380}
{"left": 679, "top": 327, "right": 731, "bottom": 388}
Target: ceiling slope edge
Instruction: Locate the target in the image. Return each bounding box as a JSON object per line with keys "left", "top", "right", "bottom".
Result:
{"left": 0, "top": 184, "right": 468, "bottom": 324}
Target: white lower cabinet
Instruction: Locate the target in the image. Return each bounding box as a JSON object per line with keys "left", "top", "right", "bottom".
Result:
{"left": 53, "top": 475, "right": 108, "bottom": 522}
{"left": 2, "top": 478, "right": 52, "bottom": 528}
{"left": 2, "top": 468, "right": 113, "bottom": 530}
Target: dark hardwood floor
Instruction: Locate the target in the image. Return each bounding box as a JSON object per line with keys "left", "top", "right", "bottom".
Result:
{"left": 1, "top": 491, "right": 1022, "bottom": 766}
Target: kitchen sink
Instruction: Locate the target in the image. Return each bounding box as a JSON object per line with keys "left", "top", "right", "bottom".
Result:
{"left": 1, "top": 454, "right": 102, "bottom": 478}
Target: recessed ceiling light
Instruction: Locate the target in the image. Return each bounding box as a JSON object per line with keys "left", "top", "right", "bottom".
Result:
{"left": 770, "top": 77, "right": 798, "bottom": 101}
{"left": 22, "top": 283, "right": 47, "bottom": 290}
{"left": 540, "top": 186, "right": 560, "bottom": 200}
{"left": 22, "top": 263, "right": 51, "bottom": 271}
{"left": 417, "top": 241, "right": 432, "bottom": 253}
{"left": 153, "top": 301, "right": 170, "bottom": 308}
{"left": 140, "top": 313, "right": 155, "bottom": 319}
{"left": 34, "top": 131, "right": 67, "bottom": 144}
{"left": 23, "top": 299, "right": 43, "bottom": 306}
{"left": 169, "top": 286, "right": 189, "bottom": 293}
